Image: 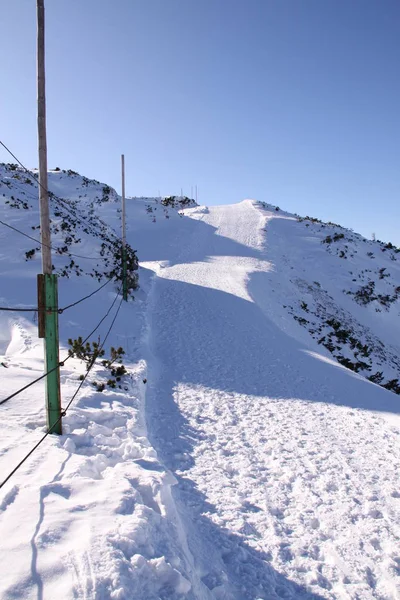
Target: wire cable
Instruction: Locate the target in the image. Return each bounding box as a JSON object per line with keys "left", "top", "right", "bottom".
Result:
{"left": 0, "top": 306, "right": 39, "bottom": 313}
{"left": 60, "top": 277, "right": 113, "bottom": 312}
{"left": 0, "top": 294, "right": 124, "bottom": 490}
{"left": 62, "top": 296, "right": 123, "bottom": 414}
{"left": 0, "top": 139, "right": 120, "bottom": 245}
{"left": 0, "top": 276, "right": 114, "bottom": 314}
{"left": 0, "top": 217, "right": 112, "bottom": 262}
{"left": 0, "top": 286, "right": 122, "bottom": 406}
{"left": 0, "top": 218, "right": 52, "bottom": 250}
{"left": 0, "top": 427, "right": 57, "bottom": 490}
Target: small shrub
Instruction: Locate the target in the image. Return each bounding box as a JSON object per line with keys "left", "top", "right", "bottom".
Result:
{"left": 333, "top": 233, "right": 344, "bottom": 242}
{"left": 69, "top": 341, "right": 128, "bottom": 391}
{"left": 101, "top": 346, "right": 125, "bottom": 369}
{"left": 368, "top": 371, "right": 384, "bottom": 384}
{"left": 354, "top": 281, "right": 376, "bottom": 305}
{"left": 294, "top": 315, "right": 308, "bottom": 326}
{"left": 379, "top": 268, "right": 389, "bottom": 280}
{"left": 92, "top": 381, "right": 105, "bottom": 392}
{"left": 383, "top": 379, "right": 400, "bottom": 394}
{"left": 111, "top": 364, "right": 127, "bottom": 378}
{"left": 25, "top": 249, "right": 36, "bottom": 260}
{"left": 336, "top": 356, "right": 358, "bottom": 372}
{"left": 68, "top": 337, "right": 105, "bottom": 371}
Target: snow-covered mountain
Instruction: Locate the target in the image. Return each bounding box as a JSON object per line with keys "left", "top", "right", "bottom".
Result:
{"left": 1, "top": 164, "right": 399, "bottom": 600}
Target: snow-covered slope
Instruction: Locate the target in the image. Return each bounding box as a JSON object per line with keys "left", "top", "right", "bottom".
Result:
{"left": 1, "top": 168, "right": 400, "bottom": 600}
{"left": 256, "top": 204, "right": 400, "bottom": 395}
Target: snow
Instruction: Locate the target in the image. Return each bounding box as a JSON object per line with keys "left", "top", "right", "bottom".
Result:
{"left": 1, "top": 165, "right": 400, "bottom": 599}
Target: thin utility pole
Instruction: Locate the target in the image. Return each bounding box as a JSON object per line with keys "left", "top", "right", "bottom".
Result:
{"left": 195, "top": 185, "right": 198, "bottom": 204}
{"left": 37, "top": 0, "right": 51, "bottom": 276}
{"left": 121, "top": 154, "right": 128, "bottom": 301}
{"left": 37, "top": 0, "right": 62, "bottom": 434}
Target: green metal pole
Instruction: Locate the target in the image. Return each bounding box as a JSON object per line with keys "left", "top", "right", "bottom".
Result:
{"left": 44, "top": 274, "right": 62, "bottom": 434}
{"left": 122, "top": 246, "right": 128, "bottom": 301}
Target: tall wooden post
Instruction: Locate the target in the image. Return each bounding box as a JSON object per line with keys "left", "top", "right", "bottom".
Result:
{"left": 121, "top": 154, "right": 128, "bottom": 301}
{"left": 37, "top": 0, "right": 51, "bottom": 275}
{"left": 37, "top": 0, "right": 61, "bottom": 434}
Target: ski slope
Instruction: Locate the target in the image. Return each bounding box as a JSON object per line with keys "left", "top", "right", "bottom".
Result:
{"left": 1, "top": 165, "right": 400, "bottom": 599}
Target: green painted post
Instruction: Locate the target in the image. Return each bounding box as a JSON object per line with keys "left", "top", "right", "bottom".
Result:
{"left": 44, "top": 274, "right": 62, "bottom": 434}
{"left": 122, "top": 246, "right": 128, "bottom": 301}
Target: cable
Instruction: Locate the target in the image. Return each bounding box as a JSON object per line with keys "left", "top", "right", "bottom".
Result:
{"left": 0, "top": 367, "right": 55, "bottom": 406}
{"left": 0, "top": 140, "right": 122, "bottom": 262}
{"left": 0, "top": 140, "right": 36, "bottom": 178}
{"left": 0, "top": 294, "right": 124, "bottom": 490}
{"left": 60, "top": 277, "right": 113, "bottom": 312}
{"left": 0, "top": 143, "right": 136, "bottom": 286}
{"left": 0, "top": 276, "right": 114, "bottom": 314}
{"left": 0, "top": 306, "right": 39, "bottom": 313}
{"left": 0, "top": 286, "right": 122, "bottom": 406}
{"left": 0, "top": 218, "right": 52, "bottom": 250}
{"left": 63, "top": 296, "right": 123, "bottom": 414}
{"left": 0, "top": 175, "right": 40, "bottom": 203}
{"left": 76, "top": 285, "right": 122, "bottom": 346}
{"left": 0, "top": 139, "right": 120, "bottom": 245}
{"left": 0, "top": 217, "right": 110, "bottom": 262}
{"left": 0, "top": 427, "right": 56, "bottom": 490}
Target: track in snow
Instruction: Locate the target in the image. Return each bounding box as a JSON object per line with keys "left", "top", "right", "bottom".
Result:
{"left": 144, "top": 200, "right": 400, "bottom": 599}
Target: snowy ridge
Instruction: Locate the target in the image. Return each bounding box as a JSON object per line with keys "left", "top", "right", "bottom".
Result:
{"left": 255, "top": 202, "right": 400, "bottom": 396}
{"left": 1, "top": 170, "right": 400, "bottom": 599}
{"left": 0, "top": 163, "right": 139, "bottom": 292}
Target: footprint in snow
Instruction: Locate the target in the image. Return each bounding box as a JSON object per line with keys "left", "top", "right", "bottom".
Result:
{"left": 41, "top": 483, "right": 71, "bottom": 499}
{"left": 0, "top": 485, "right": 19, "bottom": 511}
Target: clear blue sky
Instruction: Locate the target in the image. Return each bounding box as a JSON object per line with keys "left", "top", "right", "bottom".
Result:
{"left": 1, "top": 0, "right": 399, "bottom": 244}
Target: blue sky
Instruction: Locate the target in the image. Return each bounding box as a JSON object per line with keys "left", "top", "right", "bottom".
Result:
{"left": 1, "top": 0, "right": 399, "bottom": 243}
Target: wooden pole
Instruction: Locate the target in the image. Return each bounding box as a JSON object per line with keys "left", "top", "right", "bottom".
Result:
{"left": 37, "top": 0, "right": 51, "bottom": 275}
{"left": 37, "top": 0, "right": 61, "bottom": 434}
{"left": 121, "top": 154, "right": 126, "bottom": 249}
{"left": 121, "top": 154, "right": 128, "bottom": 301}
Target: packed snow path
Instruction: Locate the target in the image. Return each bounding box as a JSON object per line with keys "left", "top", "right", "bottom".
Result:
{"left": 144, "top": 201, "right": 400, "bottom": 599}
